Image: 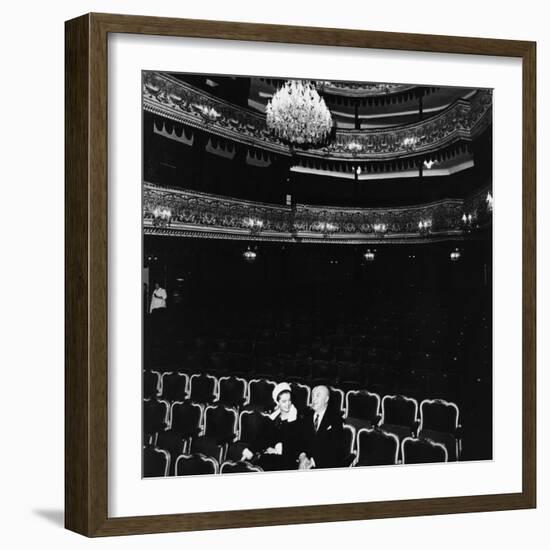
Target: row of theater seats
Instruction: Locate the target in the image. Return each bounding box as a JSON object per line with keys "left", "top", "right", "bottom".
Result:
{"left": 147, "top": 297, "right": 489, "bottom": 406}
{"left": 183, "top": 328, "right": 477, "bottom": 365}
{"left": 173, "top": 298, "right": 489, "bottom": 366}
{"left": 143, "top": 421, "right": 450, "bottom": 478}
{"left": 145, "top": 370, "right": 461, "bottom": 423}
{"left": 143, "top": 372, "right": 461, "bottom": 477}
{"left": 146, "top": 354, "right": 464, "bottom": 404}
{"left": 145, "top": 371, "right": 461, "bottom": 446}
{"left": 144, "top": 449, "right": 263, "bottom": 476}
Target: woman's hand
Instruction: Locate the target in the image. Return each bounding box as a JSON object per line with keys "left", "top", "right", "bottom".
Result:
{"left": 298, "top": 453, "right": 313, "bottom": 470}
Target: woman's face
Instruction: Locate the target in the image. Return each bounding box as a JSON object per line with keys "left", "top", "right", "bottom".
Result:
{"left": 278, "top": 391, "right": 292, "bottom": 413}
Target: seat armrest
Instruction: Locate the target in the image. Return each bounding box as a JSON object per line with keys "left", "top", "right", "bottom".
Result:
{"left": 341, "top": 452, "right": 356, "bottom": 467}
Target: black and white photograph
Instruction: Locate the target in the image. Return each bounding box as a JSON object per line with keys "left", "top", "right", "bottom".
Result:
{"left": 142, "top": 71, "right": 493, "bottom": 478}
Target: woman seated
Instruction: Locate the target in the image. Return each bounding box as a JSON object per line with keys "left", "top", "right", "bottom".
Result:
{"left": 242, "top": 382, "right": 302, "bottom": 471}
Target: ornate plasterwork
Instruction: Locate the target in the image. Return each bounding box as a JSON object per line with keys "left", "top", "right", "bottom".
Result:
{"left": 143, "top": 183, "right": 491, "bottom": 242}
{"left": 316, "top": 81, "right": 418, "bottom": 97}
{"left": 258, "top": 77, "right": 420, "bottom": 98}
{"left": 143, "top": 72, "right": 492, "bottom": 161}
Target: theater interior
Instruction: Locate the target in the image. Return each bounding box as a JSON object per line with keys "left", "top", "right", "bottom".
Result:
{"left": 142, "top": 72, "right": 493, "bottom": 477}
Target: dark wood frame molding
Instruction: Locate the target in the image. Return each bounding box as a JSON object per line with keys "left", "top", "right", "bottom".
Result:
{"left": 65, "top": 12, "right": 536, "bottom": 537}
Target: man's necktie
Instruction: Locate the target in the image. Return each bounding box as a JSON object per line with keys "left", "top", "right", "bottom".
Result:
{"left": 314, "top": 413, "right": 320, "bottom": 431}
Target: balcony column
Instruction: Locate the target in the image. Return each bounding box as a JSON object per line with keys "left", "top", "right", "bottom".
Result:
{"left": 285, "top": 149, "right": 296, "bottom": 207}
{"left": 192, "top": 131, "right": 208, "bottom": 191}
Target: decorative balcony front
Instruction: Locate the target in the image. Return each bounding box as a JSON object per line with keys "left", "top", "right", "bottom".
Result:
{"left": 143, "top": 72, "right": 492, "bottom": 162}
{"left": 143, "top": 182, "right": 492, "bottom": 244}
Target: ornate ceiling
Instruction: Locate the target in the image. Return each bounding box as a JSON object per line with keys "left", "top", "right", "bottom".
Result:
{"left": 142, "top": 71, "right": 493, "bottom": 242}
{"left": 144, "top": 72, "right": 491, "bottom": 163}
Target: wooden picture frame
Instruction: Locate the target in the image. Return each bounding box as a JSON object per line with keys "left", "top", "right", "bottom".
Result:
{"left": 65, "top": 12, "right": 536, "bottom": 537}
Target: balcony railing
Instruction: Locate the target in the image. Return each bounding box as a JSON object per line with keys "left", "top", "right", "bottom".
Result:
{"left": 143, "top": 182, "right": 491, "bottom": 243}
{"left": 142, "top": 72, "right": 492, "bottom": 161}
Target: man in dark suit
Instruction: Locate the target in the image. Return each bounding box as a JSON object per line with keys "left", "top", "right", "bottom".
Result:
{"left": 297, "top": 385, "right": 346, "bottom": 470}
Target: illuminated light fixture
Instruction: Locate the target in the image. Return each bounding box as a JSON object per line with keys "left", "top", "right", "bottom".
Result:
{"left": 364, "top": 249, "right": 375, "bottom": 262}
{"left": 315, "top": 221, "right": 338, "bottom": 237}
{"left": 418, "top": 219, "right": 432, "bottom": 236}
{"left": 461, "top": 212, "right": 475, "bottom": 232}
{"left": 194, "top": 103, "right": 220, "bottom": 122}
{"left": 373, "top": 223, "right": 388, "bottom": 236}
{"left": 243, "top": 247, "right": 257, "bottom": 263}
{"left": 266, "top": 80, "right": 332, "bottom": 145}
{"left": 243, "top": 217, "right": 264, "bottom": 235}
{"left": 450, "top": 248, "right": 461, "bottom": 262}
{"left": 355, "top": 166, "right": 362, "bottom": 175}
{"left": 402, "top": 136, "right": 419, "bottom": 151}
{"left": 486, "top": 191, "right": 494, "bottom": 212}
{"left": 152, "top": 206, "right": 172, "bottom": 227}
{"left": 423, "top": 159, "right": 436, "bottom": 169}
{"left": 347, "top": 141, "right": 364, "bottom": 155}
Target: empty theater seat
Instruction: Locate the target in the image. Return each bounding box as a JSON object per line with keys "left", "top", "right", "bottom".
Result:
{"left": 217, "top": 375, "right": 247, "bottom": 409}
{"left": 143, "top": 445, "right": 170, "bottom": 477}
{"left": 190, "top": 404, "right": 238, "bottom": 463}
{"left": 418, "top": 398, "right": 462, "bottom": 460}
{"left": 143, "top": 370, "right": 161, "bottom": 399}
{"left": 143, "top": 398, "right": 169, "bottom": 445}
{"left": 401, "top": 436, "right": 448, "bottom": 464}
{"left": 345, "top": 389, "right": 381, "bottom": 430}
{"left": 175, "top": 454, "right": 218, "bottom": 476}
{"left": 220, "top": 460, "right": 263, "bottom": 474}
{"left": 245, "top": 379, "right": 276, "bottom": 412}
{"left": 379, "top": 394, "right": 420, "bottom": 447}
{"left": 355, "top": 427, "right": 400, "bottom": 467}
{"left": 188, "top": 373, "right": 218, "bottom": 404}
{"left": 160, "top": 371, "right": 189, "bottom": 402}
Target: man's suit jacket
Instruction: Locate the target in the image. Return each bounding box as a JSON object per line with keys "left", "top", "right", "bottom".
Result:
{"left": 299, "top": 406, "right": 345, "bottom": 469}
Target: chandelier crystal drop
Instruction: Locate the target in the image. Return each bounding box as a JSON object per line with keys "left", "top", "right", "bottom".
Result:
{"left": 266, "top": 80, "right": 332, "bottom": 146}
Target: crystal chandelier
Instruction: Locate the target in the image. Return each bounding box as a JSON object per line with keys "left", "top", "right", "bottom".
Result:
{"left": 266, "top": 80, "right": 332, "bottom": 146}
